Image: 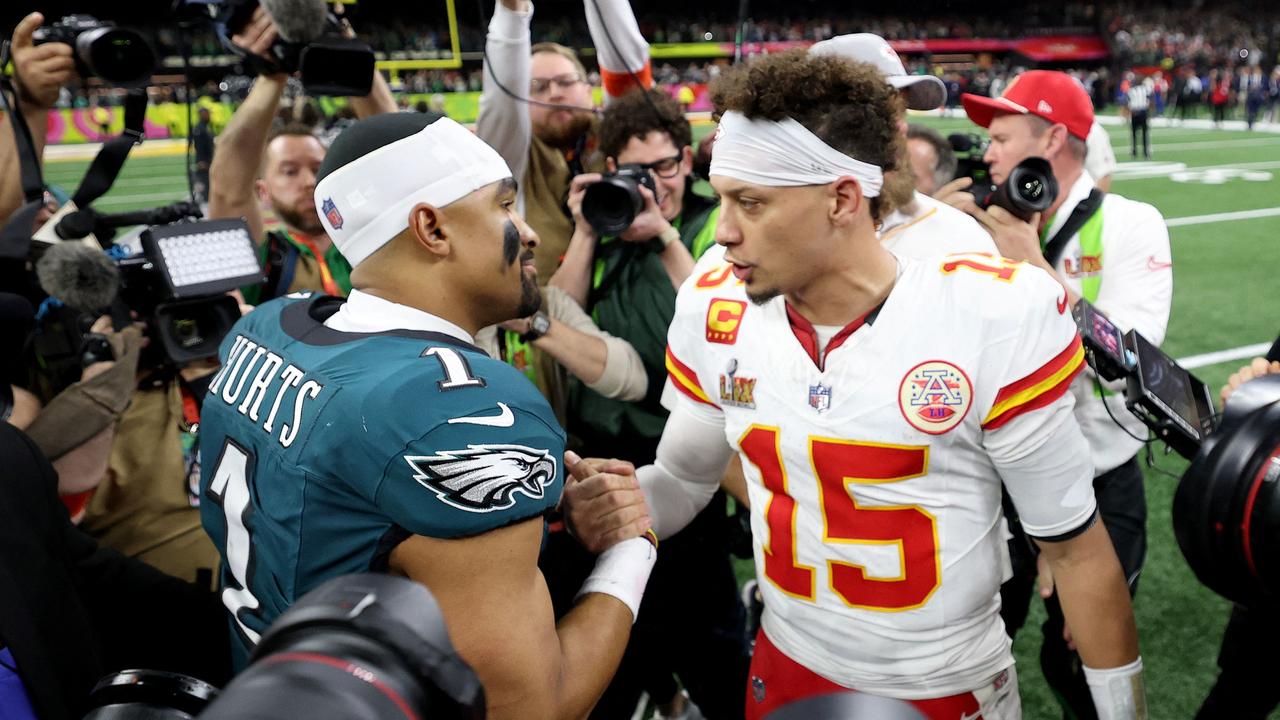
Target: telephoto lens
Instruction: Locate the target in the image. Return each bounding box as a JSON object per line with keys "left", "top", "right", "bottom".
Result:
{"left": 967, "top": 156, "right": 1058, "bottom": 222}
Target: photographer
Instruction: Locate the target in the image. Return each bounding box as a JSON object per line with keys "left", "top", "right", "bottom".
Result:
{"left": 939, "top": 70, "right": 1173, "bottom": 719}
{"left": 477, "top": 0, "right": 651, "bottom": 283}
{"left": 0, "top": 13, "right": 72, "bottom": 226}
{"left": 550, "top": 88, "right": 745, "bottom": 720}
{"left": 208, "top": 5, "right": 394, "bottom": 303}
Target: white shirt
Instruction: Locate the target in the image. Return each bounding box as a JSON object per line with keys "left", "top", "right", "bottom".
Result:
{"left": 879, "top": 192, "right": 998, "bottom": 260}
{"left": 1045, "top": 173, "right": 1173, "bottom": 473}
{"left": 323, "top": 289, "right": 475, "bottom": 342}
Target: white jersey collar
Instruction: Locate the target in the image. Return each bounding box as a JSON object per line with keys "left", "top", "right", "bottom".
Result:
{"left": 323, "top": 289, "right": 475, "bottom": 344}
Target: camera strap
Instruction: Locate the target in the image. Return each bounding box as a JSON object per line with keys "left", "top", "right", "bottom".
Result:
{"left": 70, "top": 89, "right": 148, "bottom": 209}
{"left": 1042, "top": 188, "right": 1105, "bottom": 269}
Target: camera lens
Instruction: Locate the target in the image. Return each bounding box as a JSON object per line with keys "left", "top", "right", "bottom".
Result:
{"left": 78, "top": 27, "right": 155, "bottom": 86}
{"left": 582, "top": 175, "right": 645, "bottom": 236}
{"left": 1015, "top": 176, "right": 1045, "bottom": 202}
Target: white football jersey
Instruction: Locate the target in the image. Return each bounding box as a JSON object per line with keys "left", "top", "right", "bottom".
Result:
{"left": 879, "top": 192, "right": 998, "bottom": 261}
{"left": 666, "top": 252, "right": 1095, "bottom": 698}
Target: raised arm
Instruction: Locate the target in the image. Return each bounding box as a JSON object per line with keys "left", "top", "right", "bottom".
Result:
{"left": 583, "top": 0, "right": 652, "bottom": 102}
{"left": 207, "top": 72, "right": 285, "bottom": 245}
{"left": 476, "top": 0, "right": 533, "bottom": 182}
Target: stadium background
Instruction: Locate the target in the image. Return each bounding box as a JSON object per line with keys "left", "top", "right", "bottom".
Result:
{"left": 11, "top": 0, "right": 1280, "bottom": 715}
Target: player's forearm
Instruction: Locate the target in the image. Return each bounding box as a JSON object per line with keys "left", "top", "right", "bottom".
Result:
{"left": 1038, "top": 521, "right": 1140, "bottom": 669}
{"left": 540, "top": 593, "right": 636, "bottom": 720}
{"left": 639, "top": 401, "right": 732, "bottom": 538}
{"left": 534, "top": 318, "right": 608, "bottom": 384}
{"left": 349, "top": 69, "right": 396, "bottom": 118}
{"left": 208, "top": 74, "right": 285, "bottom": 229}
{"left": 548, "top": 227, "right": 597, "bottom": 307}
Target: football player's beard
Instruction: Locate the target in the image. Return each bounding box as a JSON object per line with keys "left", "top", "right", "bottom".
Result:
{"left": 504, "top": 221, "right": 542, "bottom": 318}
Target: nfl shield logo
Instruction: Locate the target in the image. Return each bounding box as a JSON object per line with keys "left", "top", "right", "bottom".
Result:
{"left": 808, "top": 383, "right": 831, "bottom": 413}
{"left": 322, "top": 197, "right": 344, "bottom": 230}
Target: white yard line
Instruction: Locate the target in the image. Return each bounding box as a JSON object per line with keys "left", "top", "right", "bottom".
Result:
{"left": 1178, "top": 343, "right": 1274, "bottom": 370}
{"left": 1165, "top": 206, "right": 1280, "bottom": 227}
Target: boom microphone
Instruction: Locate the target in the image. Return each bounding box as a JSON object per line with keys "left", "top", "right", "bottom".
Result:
{"left": 35, "top": 242, "right": 120, "bottom": 314}
{"left": 258, "top": 0, "right": 329, "bottom": 43}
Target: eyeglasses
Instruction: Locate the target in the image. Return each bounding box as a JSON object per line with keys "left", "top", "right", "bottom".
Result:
{"left": 632, "top": 151, "right": 685, "bottom": 179}
{"left": 530, "top": 73, "right": 586, "bottom": 96}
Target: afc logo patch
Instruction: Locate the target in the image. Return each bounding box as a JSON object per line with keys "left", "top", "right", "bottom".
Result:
{"left": 322, "top": 197, "right": 344, "bottom": 230}
{"left": 898, "top": 360, "right": 973, "bottom": 435}
{"left": 706, "top": 298, "right": 747, "bottom": 344}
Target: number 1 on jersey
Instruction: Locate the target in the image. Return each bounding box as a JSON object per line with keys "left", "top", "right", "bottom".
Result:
{"left": 740, "top": 426, "right": 940, "bottom": 612}
{"left": 207, "top": 440, "right": 263, "bottom": 644}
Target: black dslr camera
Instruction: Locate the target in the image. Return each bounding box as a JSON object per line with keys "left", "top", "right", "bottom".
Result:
{"left": 966, "top": 157, "right": 1059, "bottom": 223}
{"left": 948, "top": 133, "right": 1058, "bottom": 223}
{"left": 32, "top": 15, "right": 155, "bottom": 86}
{"left": 81, "top": 574, "right": 486, "bottom": 720}
{"left": 581, "top": 165, "right": 659, "bottom": 236}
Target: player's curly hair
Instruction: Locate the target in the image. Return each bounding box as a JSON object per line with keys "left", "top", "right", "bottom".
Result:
{"left": 710, "top": 50, "right": 903, "bottom": 220}
{"left": 599, "top": 88, "right": 692, "bottom": 159}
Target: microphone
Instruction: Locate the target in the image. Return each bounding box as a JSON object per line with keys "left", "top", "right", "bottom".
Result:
{"left": 258, "top": 0, "right": 329, "bottom": 44}
{"left": 35, "top": 242, "right": 121, "bottom": 314}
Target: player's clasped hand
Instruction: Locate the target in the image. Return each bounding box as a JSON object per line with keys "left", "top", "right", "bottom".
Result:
{"left": 563, "top": 451, "right": 653, "bottom": 554}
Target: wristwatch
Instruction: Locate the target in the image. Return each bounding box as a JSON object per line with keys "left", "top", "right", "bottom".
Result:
{"left": 520, "top": 311, "right": 552, "bottom": 342}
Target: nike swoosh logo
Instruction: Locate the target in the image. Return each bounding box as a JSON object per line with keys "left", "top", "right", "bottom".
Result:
{"left": 1147, "top": 256, "right": 1173, "bottom": 271}
{"left": 1056, "top": 288, "right": 1070, "bottom": 315}
{"left": 447, "top": 402, "right": 514, "bottom": 427}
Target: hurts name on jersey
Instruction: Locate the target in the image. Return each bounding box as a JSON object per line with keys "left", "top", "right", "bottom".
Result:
{"left": 206, "top": 333, "right": 326, "bottom": 449}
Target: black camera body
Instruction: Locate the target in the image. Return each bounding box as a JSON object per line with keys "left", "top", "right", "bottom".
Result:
{"left": 966, "top": 157, "right": 1059, "bottom": 223}
{"left": 215, "top": 0, "right": 374, "bottom": 96}
{"left": 1074, "top": 299, "right": 1217, "bottom": 459}
{"left": 581, "top": 164, "right": 659, "bottom": 236}
{"left": 948, "top": 132, "right": 991, "bottom": 187}
{"left": 32, "top": 15, "right": 155, "bottom": 87}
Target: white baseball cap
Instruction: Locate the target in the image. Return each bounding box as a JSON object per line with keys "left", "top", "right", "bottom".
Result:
{"left": 810, "top": 33, "right": 947, "bottom": 111}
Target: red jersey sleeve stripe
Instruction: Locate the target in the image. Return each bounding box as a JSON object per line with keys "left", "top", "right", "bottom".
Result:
{"left": 983, "top": 336, "right": 1086, "bottom": 430}
{"left": 665, "top": 346, "right": 716, "bottom": 407}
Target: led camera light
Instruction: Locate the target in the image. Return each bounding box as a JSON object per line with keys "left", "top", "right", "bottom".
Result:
{"left": 142, "top": 219, "right": 263, "bottom": 298}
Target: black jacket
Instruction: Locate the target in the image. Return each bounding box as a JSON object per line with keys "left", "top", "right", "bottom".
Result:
{"left": 0, "top": 423, "right": 230, "bottom": 720}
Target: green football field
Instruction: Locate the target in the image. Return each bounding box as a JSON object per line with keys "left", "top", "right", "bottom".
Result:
{"left": 44, "top": 119, "right": 1280, "bottom": 717}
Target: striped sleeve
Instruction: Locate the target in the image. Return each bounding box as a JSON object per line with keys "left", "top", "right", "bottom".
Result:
{"left": 665, "top": 346, "right": 717, "bottom": 407}
{"left": 982, "top": 334, "right": 1085, "bottom": 430}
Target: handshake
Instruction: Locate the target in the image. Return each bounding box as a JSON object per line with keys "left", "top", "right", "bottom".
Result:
{"left": 562, "top": 451, "right": 655, "bottom": 553}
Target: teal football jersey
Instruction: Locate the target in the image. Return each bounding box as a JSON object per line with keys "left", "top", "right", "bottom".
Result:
{"left": 199, "top": 294, "right": 565, "bottom": 667}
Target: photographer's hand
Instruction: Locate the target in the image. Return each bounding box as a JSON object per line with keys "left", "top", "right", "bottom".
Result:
{"left": 230, "top": 6, "right": 280, "bottom": 62}
{"left": 567, "top": 173, "right": 602, "bottom": 232}
{"left": 550, "top": 174, "right": 604, "bottom": 308}
{"left": 1221, "top": 357, "right": 1280, "bottom": 406}
{"left": 12, "top": 12, "right": 75, "bottom": 109}
{"left": 620, "top": 185, "right": 673, "bottom": 244}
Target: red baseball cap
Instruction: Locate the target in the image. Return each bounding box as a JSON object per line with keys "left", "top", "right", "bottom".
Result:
{"left": 961, "top": 70, "right": 1094, "bottom": 141}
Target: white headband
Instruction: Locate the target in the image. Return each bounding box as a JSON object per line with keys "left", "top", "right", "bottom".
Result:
{"left": 709, "top": 110, "right": 884, "bottom": 197}
{"left": 314, "top": 117, "right": 513, "bottom": 268}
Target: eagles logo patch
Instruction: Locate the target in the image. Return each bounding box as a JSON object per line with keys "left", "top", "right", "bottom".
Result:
{"left": 898, "top": 360, "right": 973, "bottom": 435}
{"left": 405, "top": 444, "right": 557, "bottom": 513}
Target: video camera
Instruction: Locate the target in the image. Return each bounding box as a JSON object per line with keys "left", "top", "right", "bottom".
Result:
{"left": 32, "top": 202, "right": 261, "bottom": 390}
{"left": 81, "top": 574, "right": 486, "bottom": 720}
{"left": 210, "top": 0, "right": 375, "bottom": 96}
{"left": 581, "top": 165, "right": 659, "bottom": 236}
{"left": 1076, "top": 303, "right": 1280, "bottom": 608}
{"left": 32, "top": 15, "right": 156, "bottom": 87}
{"left": 948, "top": 133, "right": 1058, "bottom": 223}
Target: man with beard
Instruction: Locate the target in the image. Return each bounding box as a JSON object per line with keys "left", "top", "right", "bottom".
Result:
{"left": 200, "top": 113, "right": 659, "bottom": 720}
{"left": 208, "top": 5, "right": 396, "bottom": 303}
{"left": 809, "top": 34, "right": 995, "bottom": 260}
{"left": 478, "top": 0, "right": 651, "bottom": 282}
